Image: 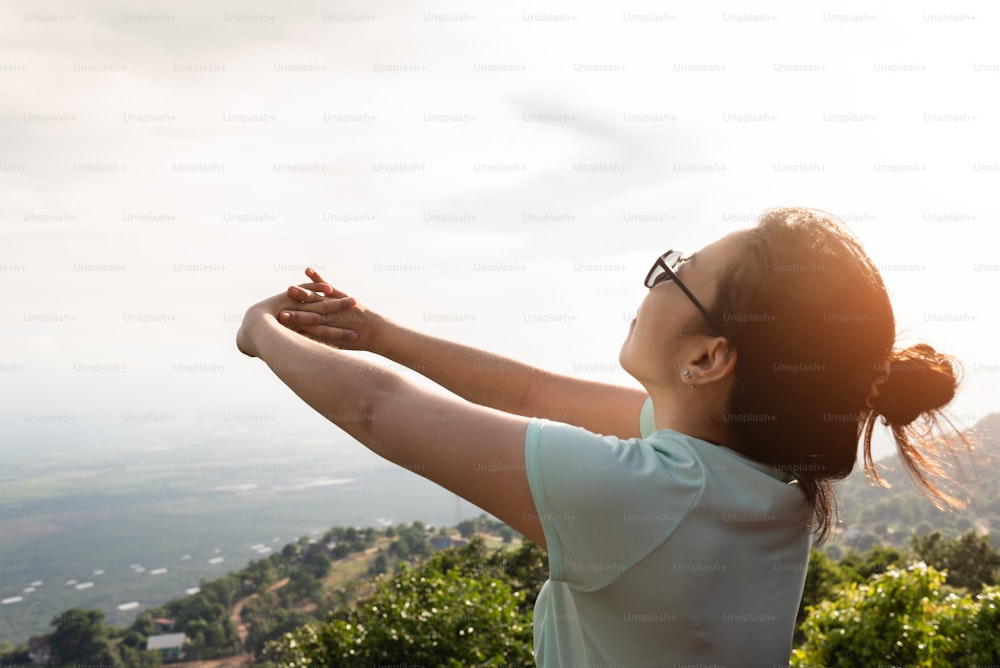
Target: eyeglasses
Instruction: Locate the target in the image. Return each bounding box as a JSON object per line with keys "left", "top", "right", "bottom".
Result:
{"left": 644, "top": 250, "right": 724, "bottom": 335}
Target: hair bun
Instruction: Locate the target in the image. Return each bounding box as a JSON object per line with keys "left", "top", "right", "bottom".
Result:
{"left": 871, "top": 344, "right": 959, "bottom": 426}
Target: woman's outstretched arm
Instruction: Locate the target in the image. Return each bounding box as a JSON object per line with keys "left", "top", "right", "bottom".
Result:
{"left": 277, "top": 268, "right": 648, "bottom": 437}
{"left": 238, "top": 292, "right": 546, "bottom": 548}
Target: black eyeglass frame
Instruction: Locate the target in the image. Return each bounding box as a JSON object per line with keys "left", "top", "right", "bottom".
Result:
{"left": 644, "top": 250, "right": 725, "bottom": 335}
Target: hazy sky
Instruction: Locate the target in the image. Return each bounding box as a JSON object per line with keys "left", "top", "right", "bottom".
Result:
{"left": 2, "top": 0, "right": 997, "bottom": 464}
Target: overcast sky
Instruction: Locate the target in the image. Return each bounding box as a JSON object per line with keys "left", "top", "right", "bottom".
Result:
{"left": 2, "top": 0, "right": 997, "bottom": 464}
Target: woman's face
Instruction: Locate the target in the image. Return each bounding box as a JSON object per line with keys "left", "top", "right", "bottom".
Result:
{"left": 619, "top": 232, "right": 743, "bottom": 387}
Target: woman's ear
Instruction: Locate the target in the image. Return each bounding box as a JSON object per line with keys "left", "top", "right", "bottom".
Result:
{"left": 692, "top": 338, "right": 736, "bottom": 384}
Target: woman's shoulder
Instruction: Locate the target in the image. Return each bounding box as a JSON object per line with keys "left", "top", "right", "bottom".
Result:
{"left": 643, "top": 428, "right": 796, "bottom": 486}
{"left": 527, "top": 417, "right": 704, "bottom": 487}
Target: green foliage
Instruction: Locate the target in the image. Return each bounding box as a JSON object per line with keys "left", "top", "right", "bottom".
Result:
{"left": 794, "top": 544, "right": 907, "bottom": 643}
{"left": 151, "top": 575, "right": 241, "bottom": 660}
{"left": 836, "top": 545, "right": 905, "bottom": 583}
{"left": 794, "top": 549, "right": 844, "bottom": 646}
{"left": 482, "top": 540, "right": 548, "bottom": 611}
{"left": 0, "top": 641, "right": 29, "bottom": 665}
{"left": 117, "top": 639, "right": 161, "bottom": 667}
{"left": 278, "top": 570, "right": 322, "bottom": 607}
{"left": 455, "top": 514, "right": 512, "bottom": 541}
{"left": 326, "top": 524, "right": 371, "bottom": 559}
{"left": 792, "top": 563, "right": 1000, "bottom": 667}
{"left": 265, "top": 539, "right": 535, "bottom": 666}
{"left": 243, "top": 555, "right": 279, "bottom": 591}
{"left": 34, "top": 515, "right": 1000, "bottom": 666}
{"left": 388, "top": 523, "right": 431, "bottom": 560}
{"left": 303, "top": 551, "right": 333, "bottom": 580}
{"left": 48, "top": 608, "right": 118, "bottom": 665}
{"left": 369, "top": 553, "right": 390, "bottom": 577}
{"left": 17, "top": 522, "right": 526, "bottom": 667}
{"left": 245, "top": 608, "right": 317, "bottom": 657}
{"left": 457, "top": 519, "right": 477, "bottom": 539}
{"left": 911, "top": 530, "right": 1000, "bottom": 592}
{"left": 954, "top": 587, "right": 1000, "bottom": 666}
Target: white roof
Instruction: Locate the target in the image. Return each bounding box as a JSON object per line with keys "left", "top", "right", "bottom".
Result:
{"left": 146, "top": 633, "right": 186, "bottom": 650}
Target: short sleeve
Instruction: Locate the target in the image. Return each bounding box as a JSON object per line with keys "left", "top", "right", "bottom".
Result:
{"left": 525, "top": 419, "right": 704, "bottom": 591}
{"left": 639, "top": 396, "right": 656, "bottom": 438}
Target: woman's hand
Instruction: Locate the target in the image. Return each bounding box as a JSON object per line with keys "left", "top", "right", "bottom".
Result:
{"left": 277, "top": 268, "right": 385, "bottom": 352}
{"left": 236, "top": 291, "right": 302, "bottom": 358}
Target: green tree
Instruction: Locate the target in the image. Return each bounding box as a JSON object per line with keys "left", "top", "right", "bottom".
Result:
{"left": 281, "top": 542, "right": 299, "bottom": 560}
{"left": 457, "top": 519, "right": 477, "bottom": 539}
{"left": 369, "top": 553, "right": 390, "bottom": 577}
{"left": 911, "top": 530, "right": 1000, "bottom": 592}
{"left": 323, "top": 526, "right": 345, "bottom": 543}
{"left": 793, "top": 550, "right": 844, "bottom": 646}
{"left": 266, "top": 542, "right": 533, "bottom": 666}
{"left": 0, "top": 642, "right": 29, "bottom": 665}
{"left": 389, "top": 523, "right": 430, "bottom": 561}
{"left": 48, "top": 608, "right": 118, "bottom": 666}
{"left": 304, "top": 551, "right": 333, "bottom": 580}
{"left": 484, "top": 539, "right": 548, "bottom": 611}
{"left": 857, "top": 545, "right": 903, "bottom": 580}
{"left": 953, "top": 587, "right": 1000, "bottom": 666}
{"left": 793, "top": 562, "right": 1000, "bottom": 667}
{"left": 117, "top": 639, "right": 161, "bottom": 667}
{"left": 184, "top": 618, "right": 208, "bottom": 658}
{"left": 836, "top": 545, "right": 904, "bottom": 584}
{"left": 278, "top": 570, "right": 321, "bottom": 607}
{"left": 246, "top": 608, "right": 316, "bottom": 658}
{"left": 243, "top": 556, "right": 278, "bottom": 591}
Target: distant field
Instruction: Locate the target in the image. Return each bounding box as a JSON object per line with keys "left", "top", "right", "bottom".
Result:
{"left": 0, "top": 439, "right": 473, "bottom": 644}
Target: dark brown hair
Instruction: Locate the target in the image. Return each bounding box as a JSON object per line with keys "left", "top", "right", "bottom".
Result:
{"left": 704, "top": 207, "right": 966, "bottom": 543}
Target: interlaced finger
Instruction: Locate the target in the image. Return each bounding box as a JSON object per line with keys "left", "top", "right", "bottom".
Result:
{"left": 288, "top": 283, "right": 332, "bottom": 303}
{"left": 278, "top": 296, "right": 356, "bottom": 326}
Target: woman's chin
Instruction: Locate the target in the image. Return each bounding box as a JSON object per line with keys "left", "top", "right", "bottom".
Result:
{"left": 618, "top": 346, "right": 633, "bottom": 377}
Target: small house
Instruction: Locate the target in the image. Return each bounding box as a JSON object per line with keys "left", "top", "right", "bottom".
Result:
{"left": 152, "top": 617, "right": 176, "bottom": 633}
{"left": 146, "top": 632, "right": 186, "bottom": 662}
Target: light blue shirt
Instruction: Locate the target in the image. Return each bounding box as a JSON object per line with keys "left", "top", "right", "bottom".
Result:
{"left": 524, "top": 398, "right": 811, "bottom": 666}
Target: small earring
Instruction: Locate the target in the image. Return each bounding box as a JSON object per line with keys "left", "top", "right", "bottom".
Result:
{"left": 682, "top": 370, "right": 691, "bottom": 379}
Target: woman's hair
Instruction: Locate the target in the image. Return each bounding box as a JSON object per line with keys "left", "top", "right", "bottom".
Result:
{"left": 702, "top": 207, "right": 966, "bottom": 543}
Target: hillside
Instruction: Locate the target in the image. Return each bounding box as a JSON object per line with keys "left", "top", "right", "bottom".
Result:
{"left": 7, "top": 504, "right": 998, "bottom": 666}
{"left": 831, "top": 412, "right": 1000, "bottom": 554}
{"left": 0, "top": 516, "right": 517, "bottom": 666}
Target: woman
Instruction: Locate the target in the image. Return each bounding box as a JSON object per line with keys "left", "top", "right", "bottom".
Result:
{"left": 236, "top": 207, "right": 964, "bottom": 666}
